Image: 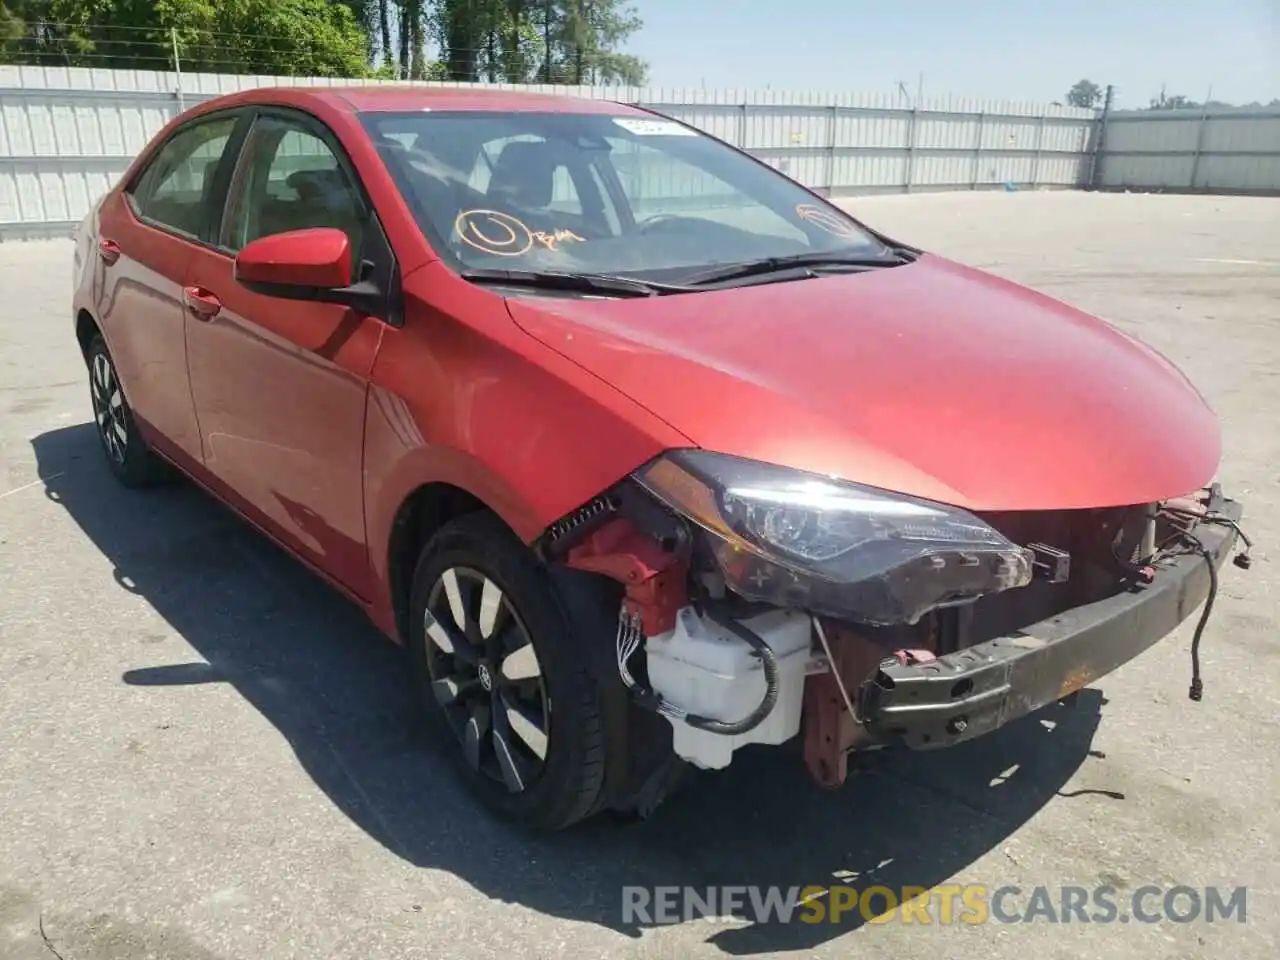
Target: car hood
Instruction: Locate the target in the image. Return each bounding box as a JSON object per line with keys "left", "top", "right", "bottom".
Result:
{"left": 506, "top": 255, "right": 1220, "bottom": 511}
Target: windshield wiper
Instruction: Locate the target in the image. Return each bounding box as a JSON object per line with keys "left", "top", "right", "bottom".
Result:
{"left": 461, "top": 268, "right": 695, "bottom": 298}
{"left": 680, "top": 250, "right": 914, "bottom": 287}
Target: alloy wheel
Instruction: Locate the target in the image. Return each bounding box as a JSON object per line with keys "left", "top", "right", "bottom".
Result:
{"left": 423, "top": 567, "right": 550, "bottom": 793}
{"left": 91, "top": 352, "right": 127, "bottom": 464}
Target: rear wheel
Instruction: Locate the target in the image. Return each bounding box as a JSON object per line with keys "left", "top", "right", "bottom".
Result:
{"left": 86, "top": 336, "right": 172, "bottom": 486}
{"left": 408, "top": 513, "right": 608, "bottom": 830}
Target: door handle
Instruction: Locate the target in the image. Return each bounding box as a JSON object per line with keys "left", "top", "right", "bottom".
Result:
{"left": 97, "top": 237, "right": 121, "bottom": 266}
{"left": 182, "top": 285, "right": 222, "bottom": 321}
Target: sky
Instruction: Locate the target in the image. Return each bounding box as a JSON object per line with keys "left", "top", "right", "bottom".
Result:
{"left": 625, "top": 0, "right": 1279, "bottom": 108}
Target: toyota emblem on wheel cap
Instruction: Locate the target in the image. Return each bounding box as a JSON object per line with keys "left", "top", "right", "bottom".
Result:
{"left": 478, "top": 663, "right": 493, "bottom": 691}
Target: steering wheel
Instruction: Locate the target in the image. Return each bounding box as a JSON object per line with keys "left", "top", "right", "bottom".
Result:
{"left": 634, "top": 213, "right": 686, "bottom": 234}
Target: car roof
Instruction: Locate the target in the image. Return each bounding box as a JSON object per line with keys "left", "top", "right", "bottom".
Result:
{"left": 203, "top": 85, "right": 649, "bottom": 116}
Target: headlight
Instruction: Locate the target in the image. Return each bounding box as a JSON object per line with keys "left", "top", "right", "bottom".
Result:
{"left": 634, "top": 450, "right": 1032, "bottom": 625}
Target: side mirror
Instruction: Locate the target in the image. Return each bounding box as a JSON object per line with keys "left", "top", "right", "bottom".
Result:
{"left": 234, "top": 228, "right": 384, "bottom": 316}
{"left": 235, "top": 228, "right": 352, "bottom": 291}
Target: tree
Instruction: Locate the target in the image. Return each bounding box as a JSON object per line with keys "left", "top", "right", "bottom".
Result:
{"left": 1147, "top": 88, "right": 1197, "bottom": 111}
{"left": 376, "top": 0, "right": 391, "bottom": 69}
{"left": 434, "top": 0, "right": 482, "bottom": 81}
{"left": 1065, "top": 79, "right": 1102, "bottom": 109}
{"left": 499, "top": 0, "right": 534, "bottom": 82}
{"left": 0, "top": 0, "right": 646, "bottom": 83}
{"left": 336, "top": 1, "right": 377, "bottom": 62}
{"left": 0, "top": 0, "right": 370, "bottom": 76}
{"left": 586, "top": 0, "right": 645, "bottom": 84}
{"left": 559, "top": 0, "right": 646, "bottom": 84}
{"left": 428, "top": 0, "right": 646, "bottom": 84}
{"left": 0, "top": 3, "right": 25, "bottom": 49}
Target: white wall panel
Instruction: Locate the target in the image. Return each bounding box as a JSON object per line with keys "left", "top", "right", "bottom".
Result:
{"left": 0, "top": 66, "right": 1106, "bottom": 237}
{"left": 1099, "top": 109, "right": 1280, "bottom": 193}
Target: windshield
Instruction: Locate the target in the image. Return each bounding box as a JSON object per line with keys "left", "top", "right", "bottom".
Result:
{"left": 360, "top": 110, "right": 890, "bottom": 282}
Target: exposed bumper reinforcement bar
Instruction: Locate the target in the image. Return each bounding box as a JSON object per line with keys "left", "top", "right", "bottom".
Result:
{"left": 859, "top": 500, "right": 1242, "bottom": 749}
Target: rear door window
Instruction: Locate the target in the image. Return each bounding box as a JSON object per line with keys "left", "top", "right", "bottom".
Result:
{"left": 129, "top": 116, "right": 239, "bottom": 240}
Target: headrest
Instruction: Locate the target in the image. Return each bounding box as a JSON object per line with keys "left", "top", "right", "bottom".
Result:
{"left": 487, "top": 140, "right": 560, "bottom": 209}
{"left": 286, "top": 168, "right": 350, "bottom": 202}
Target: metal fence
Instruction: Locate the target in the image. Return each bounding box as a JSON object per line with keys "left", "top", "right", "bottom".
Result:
{"left": 0, "top": 65, "right": 1098, "bottom": 240}
{"left": 5, "top": 65, "right": 1278, "bottom": 242}
{"left": 1093, "top": 107, "right": 1280, "bottom": 194}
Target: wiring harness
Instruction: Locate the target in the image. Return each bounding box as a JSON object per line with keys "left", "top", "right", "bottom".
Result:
{"left": 1153, "top": 488, "right": 1254, "bottom": 702}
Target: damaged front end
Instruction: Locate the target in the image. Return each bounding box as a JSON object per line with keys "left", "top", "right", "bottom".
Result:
{"left": 539, "top": 451, "right": 1253, "bottom": 792}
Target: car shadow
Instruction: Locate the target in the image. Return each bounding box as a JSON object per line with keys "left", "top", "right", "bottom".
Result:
{"left": 33, "top": 423, "right": 1109, "bottom": 954}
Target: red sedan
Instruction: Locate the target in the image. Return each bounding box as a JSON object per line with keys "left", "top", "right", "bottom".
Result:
{"left": 72, "top": 86, "right": 1249, "bottom": 830}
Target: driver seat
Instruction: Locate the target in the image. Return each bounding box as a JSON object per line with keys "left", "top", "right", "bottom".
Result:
{"left": 486, "top": 141, "right": 559, "bottom": 212}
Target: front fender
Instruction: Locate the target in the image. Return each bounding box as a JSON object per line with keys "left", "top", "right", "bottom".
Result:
{"left": 361, "top": 274, "right": 690, "bottom": 636}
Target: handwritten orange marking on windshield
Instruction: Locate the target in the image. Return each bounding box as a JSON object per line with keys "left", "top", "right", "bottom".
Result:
{"left": 795, "top": 203, "right": 860, "bottom": 238}
{"left": 455, "top": 209, "right": 586, "bottom": 257}
{"left": 455, "top": 210, "right": 533, "bottom": 256}
{"left": 531, "top": 228, "right": 586, "bottom": 251}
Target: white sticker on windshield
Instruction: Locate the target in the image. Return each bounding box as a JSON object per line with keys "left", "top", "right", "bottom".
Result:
{"left": 612, "top": 117, "right": 697, "bottom": 137}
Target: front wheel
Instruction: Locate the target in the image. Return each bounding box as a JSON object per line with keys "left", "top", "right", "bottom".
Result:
{"left": 408, "top": 513, "right": 609, "bottom": 830}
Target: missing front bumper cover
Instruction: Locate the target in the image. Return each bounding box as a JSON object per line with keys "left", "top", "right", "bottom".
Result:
{"left": 858, "top": 499, "right": 1243, "bottom": 750}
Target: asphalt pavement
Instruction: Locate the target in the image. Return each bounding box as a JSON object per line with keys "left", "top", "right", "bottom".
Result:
{"left": 1, "top": 191, "right": 1277, "bottom": 959}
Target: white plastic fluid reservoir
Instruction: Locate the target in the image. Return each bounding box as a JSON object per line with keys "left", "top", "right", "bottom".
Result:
{"left": 645, "top": 606, "right": 812, "bottom": 770}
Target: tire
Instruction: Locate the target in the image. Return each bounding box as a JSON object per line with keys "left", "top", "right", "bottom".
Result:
{"left": 408, "top": 512, "right": 608, "bottom": 831}
{"left": 86, "top": 335, "right": 173, "bottom": 487}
